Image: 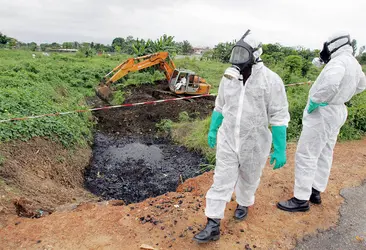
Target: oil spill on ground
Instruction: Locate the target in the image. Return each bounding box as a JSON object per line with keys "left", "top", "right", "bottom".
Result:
{"left": 85, "top": 133, "right": 208, "bottom": 204}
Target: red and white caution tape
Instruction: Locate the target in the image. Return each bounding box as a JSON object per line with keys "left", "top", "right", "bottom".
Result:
{"left": 0, "top": 94, "right": 215, "bottom": 123}
{"left": 0, "top": 81, "right": 312, "bottom": 124}
{"left": 285, "top": 81, "right": 313, "bottom": 87}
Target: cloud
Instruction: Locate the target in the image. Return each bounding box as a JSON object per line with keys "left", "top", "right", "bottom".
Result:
{"left": 1, "top": 0, "right": 365, "bottom": 49}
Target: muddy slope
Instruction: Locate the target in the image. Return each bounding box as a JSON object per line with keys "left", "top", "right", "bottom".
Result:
{"left": 91, "top": 81, "right": 215, "bottom": 136}
{"left": 84, "top": 82, "right": 214, "bottom": 203}
{"left": 0, "top": 137, "right": 93, "bottom": 221}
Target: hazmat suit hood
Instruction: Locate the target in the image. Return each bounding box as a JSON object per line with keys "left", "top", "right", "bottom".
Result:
{"left": 319, "top": 31, "right": 352, "bottom": 63}
{"left": 225, "top": 32, "right": 263, "bottom": 80}
{"left": 242, "top": 34, "right": 263, "bottom": 62}
{"left": 327, "top": 32, "right": 353, "bottom": 59}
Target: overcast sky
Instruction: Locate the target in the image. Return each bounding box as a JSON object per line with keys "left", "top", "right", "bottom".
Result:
{"left": 1, "top": 0, "right": 365, "bottom": 50}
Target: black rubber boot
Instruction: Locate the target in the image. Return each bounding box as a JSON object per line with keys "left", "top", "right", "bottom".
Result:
{"left": 310, "top": 188, "right": 322, "bottom": 204}
{"left": 277, "top": 197, "right": 310, "bottom": 212}
{"left": 193, "top": 218, "right": 220, "bottom": 243}
{"left": 234, "top": 205, "right": 248, "bottom": 220}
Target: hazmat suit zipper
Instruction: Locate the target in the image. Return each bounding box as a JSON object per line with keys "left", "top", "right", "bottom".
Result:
{"left": 234, "top": 80, "right": 247, "bottom": 153}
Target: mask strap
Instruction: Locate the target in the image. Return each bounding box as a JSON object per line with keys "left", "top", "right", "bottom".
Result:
{"left": 241, "top": 29, "right": 251, "bottom": 40}
{"left": 328, "top": 35, "right": 350, "bottom": 44}
{"left": 330, "top": 41, "right": 351, "bottom": 54}
{"left": 327, "top": 35, "right": 351, "bottom": 52}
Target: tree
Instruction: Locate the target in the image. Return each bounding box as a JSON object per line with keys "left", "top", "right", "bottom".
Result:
{"left": 112, "top": 37, "right": 124, "bottom": 48}
{"left": 62, "top": 42, "right": 73, "bottom": 49}
{"left": 112, "top": 37, "right": 135, "bottom": 53}
{"left": 359, "top": 53, "right": 366, "bottom": 64}
{"left": 81, "top": 42, "right": 91, "bottom": 48}
{"left": 271, "top": 52, "right": 285, "bottom": 63}
{"left": 201, "top": 49, "right": 214, "bottom": 61}
{"left": 261, "top": 54, "right": 276, "bottom": 66}
{"left": 40, "top": 43, "right": 49, "bottom": 51}
{"left": 0, "top": 32, "right": 9, "bottom": 44}
{"left": 78, "top": 46, "right": 95, "bottom": 57}
{"left": 51, "top": 42, "right": 61, "bottom": 49}
{"left": 132, "top": 38, "right": 152, "bottom": 56}
{"left": 126, "top": 36, "right": 134, "bottom": 44}
{"left": 94, "top": 43, "right": 103, "bottom": 52}
{"left": 28, "top": 42, "right": 37, "bottom": 51}
{"left": 284, "top": 55, "right": 303, "bottom": 74}
{"left": 8, "top": 38, "right": 17, "bottom": 48}
{"left": 73, "top": 41, "right": 80, "bottom": 49}
{"left": 151, "top": 34, "right": 177, "bottom": 55}
{"left": 262, "top": 43, "right": 281, "bottom": 54}
{"left": 297, "top": 47, "right": 317, "bottom": 60}
{"left": 212, "top": 42, "right": 234, "bottom": 63}
{"left": 359, "top": 46, "right": 365, "bottom": 56}
{"left": 351, "top": 39, "right": 357, "bottom": 56}
{"left": 182, "top": 40, "right": 193, "bottom": 55}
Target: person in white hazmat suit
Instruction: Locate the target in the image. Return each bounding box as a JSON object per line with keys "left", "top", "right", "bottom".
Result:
{"left": 193, "top": 30, "right": 290, "bottom": 243}
{"left": 277, "top": 32, "right": 366, "bottom": 212}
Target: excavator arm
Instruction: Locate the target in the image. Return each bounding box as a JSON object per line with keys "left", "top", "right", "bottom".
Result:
{"left": 96, "top": 51, "right": 211, "bottom": 101}
{"left": 96, "top": 52, "right": 176, "bottom": 100}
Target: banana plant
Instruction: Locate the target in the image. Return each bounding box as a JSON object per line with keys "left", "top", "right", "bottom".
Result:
{"left": 132, "top": 34, "right": 178, "bottom": 56}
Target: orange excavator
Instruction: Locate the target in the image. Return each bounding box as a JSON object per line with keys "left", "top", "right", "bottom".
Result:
{"left": 96, "top": 52, "right": 211, "bottom": 101}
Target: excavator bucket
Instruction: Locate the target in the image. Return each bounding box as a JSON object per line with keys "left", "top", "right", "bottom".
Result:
{"left": 95, "top": 80, "right": 113, "bottom": 102}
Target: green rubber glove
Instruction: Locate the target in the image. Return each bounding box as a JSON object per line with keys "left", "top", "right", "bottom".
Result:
{"left": 208, "top": 111, "right": 224, "bottom": 148}
{"left": 307, "top": 99, "right": 328, "bottom": 114}
{"left": 270, "top": 126, "right": 287, "bottom": 170}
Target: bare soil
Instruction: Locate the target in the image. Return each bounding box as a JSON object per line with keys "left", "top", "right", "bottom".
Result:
{"left": 0, "top": 137, "right": 93, "bottom": 226}
{"left": 91, "top": 81, "right": 215, "bottom": 137}
{"left": 1, "top": 138, "right": 365, "bottom": 250}
{"left": 1, "top": 83, "right": 366, "bottom": 249}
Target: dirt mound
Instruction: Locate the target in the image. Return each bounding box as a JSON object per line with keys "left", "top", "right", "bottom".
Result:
{"left": 85, "top": 133, "right": 208, "bottom": 204}
{"left": 0, "top": 137, "right": 93, "bottom": 221}
{"left": 1, "top": 139, "right": 366, "bottom": 249}
{"left": 91, "top": 81, "right": 215, "bottom": 136}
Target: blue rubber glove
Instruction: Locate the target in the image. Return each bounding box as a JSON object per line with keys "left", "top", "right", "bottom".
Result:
{"left": 270, "top": 126, "right": 287, "bottom": 170}
{"left": 307, "top": 99, "right": 328, "bottom": 114}
{"left": 208, "top": 111, "right": 224, "bottom": 148}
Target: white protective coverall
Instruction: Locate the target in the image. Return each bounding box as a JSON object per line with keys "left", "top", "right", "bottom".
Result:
{"left": 175, "top": 77, "right": 186, "bottom": 90}
{"left": 294, "top": 33, "right": 366, "bottom": 200}
{"left": 205, "top": 35, "right": 290, "bottom": 219}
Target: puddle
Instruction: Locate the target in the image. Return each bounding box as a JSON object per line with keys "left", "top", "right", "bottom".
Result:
{"left": 85, "top": 133, "right": 207, "bottom": 204}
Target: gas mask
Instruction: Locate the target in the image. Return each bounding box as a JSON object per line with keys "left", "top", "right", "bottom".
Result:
{"left": 312, "top": 57, "right": 324, "bottom": 69}
{"left": 319, "top": 35, "right": 351, "bottom": 64}
{"left": 224, "top": 30, "right": 262, "bottom": 80}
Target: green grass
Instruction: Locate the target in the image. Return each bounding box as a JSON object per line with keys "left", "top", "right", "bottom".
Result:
{"left": 0, "top": 51, "right": 228, "bottom": 147}
{"left": 172, "top": 65, "right": 366, "bottom": 162}
{"left": 172, "top": 117, "right": 216, "bottom": 164}
{"left": 0, "top": 50, "right": 130, "bottom": 147}
{"left": 1, "top": 49, "right": 365, "bottom": 152}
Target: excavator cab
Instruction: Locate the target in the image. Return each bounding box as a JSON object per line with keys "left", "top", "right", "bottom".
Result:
{"left": 169, "top": 69, "right": 210, "bottom": 95}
